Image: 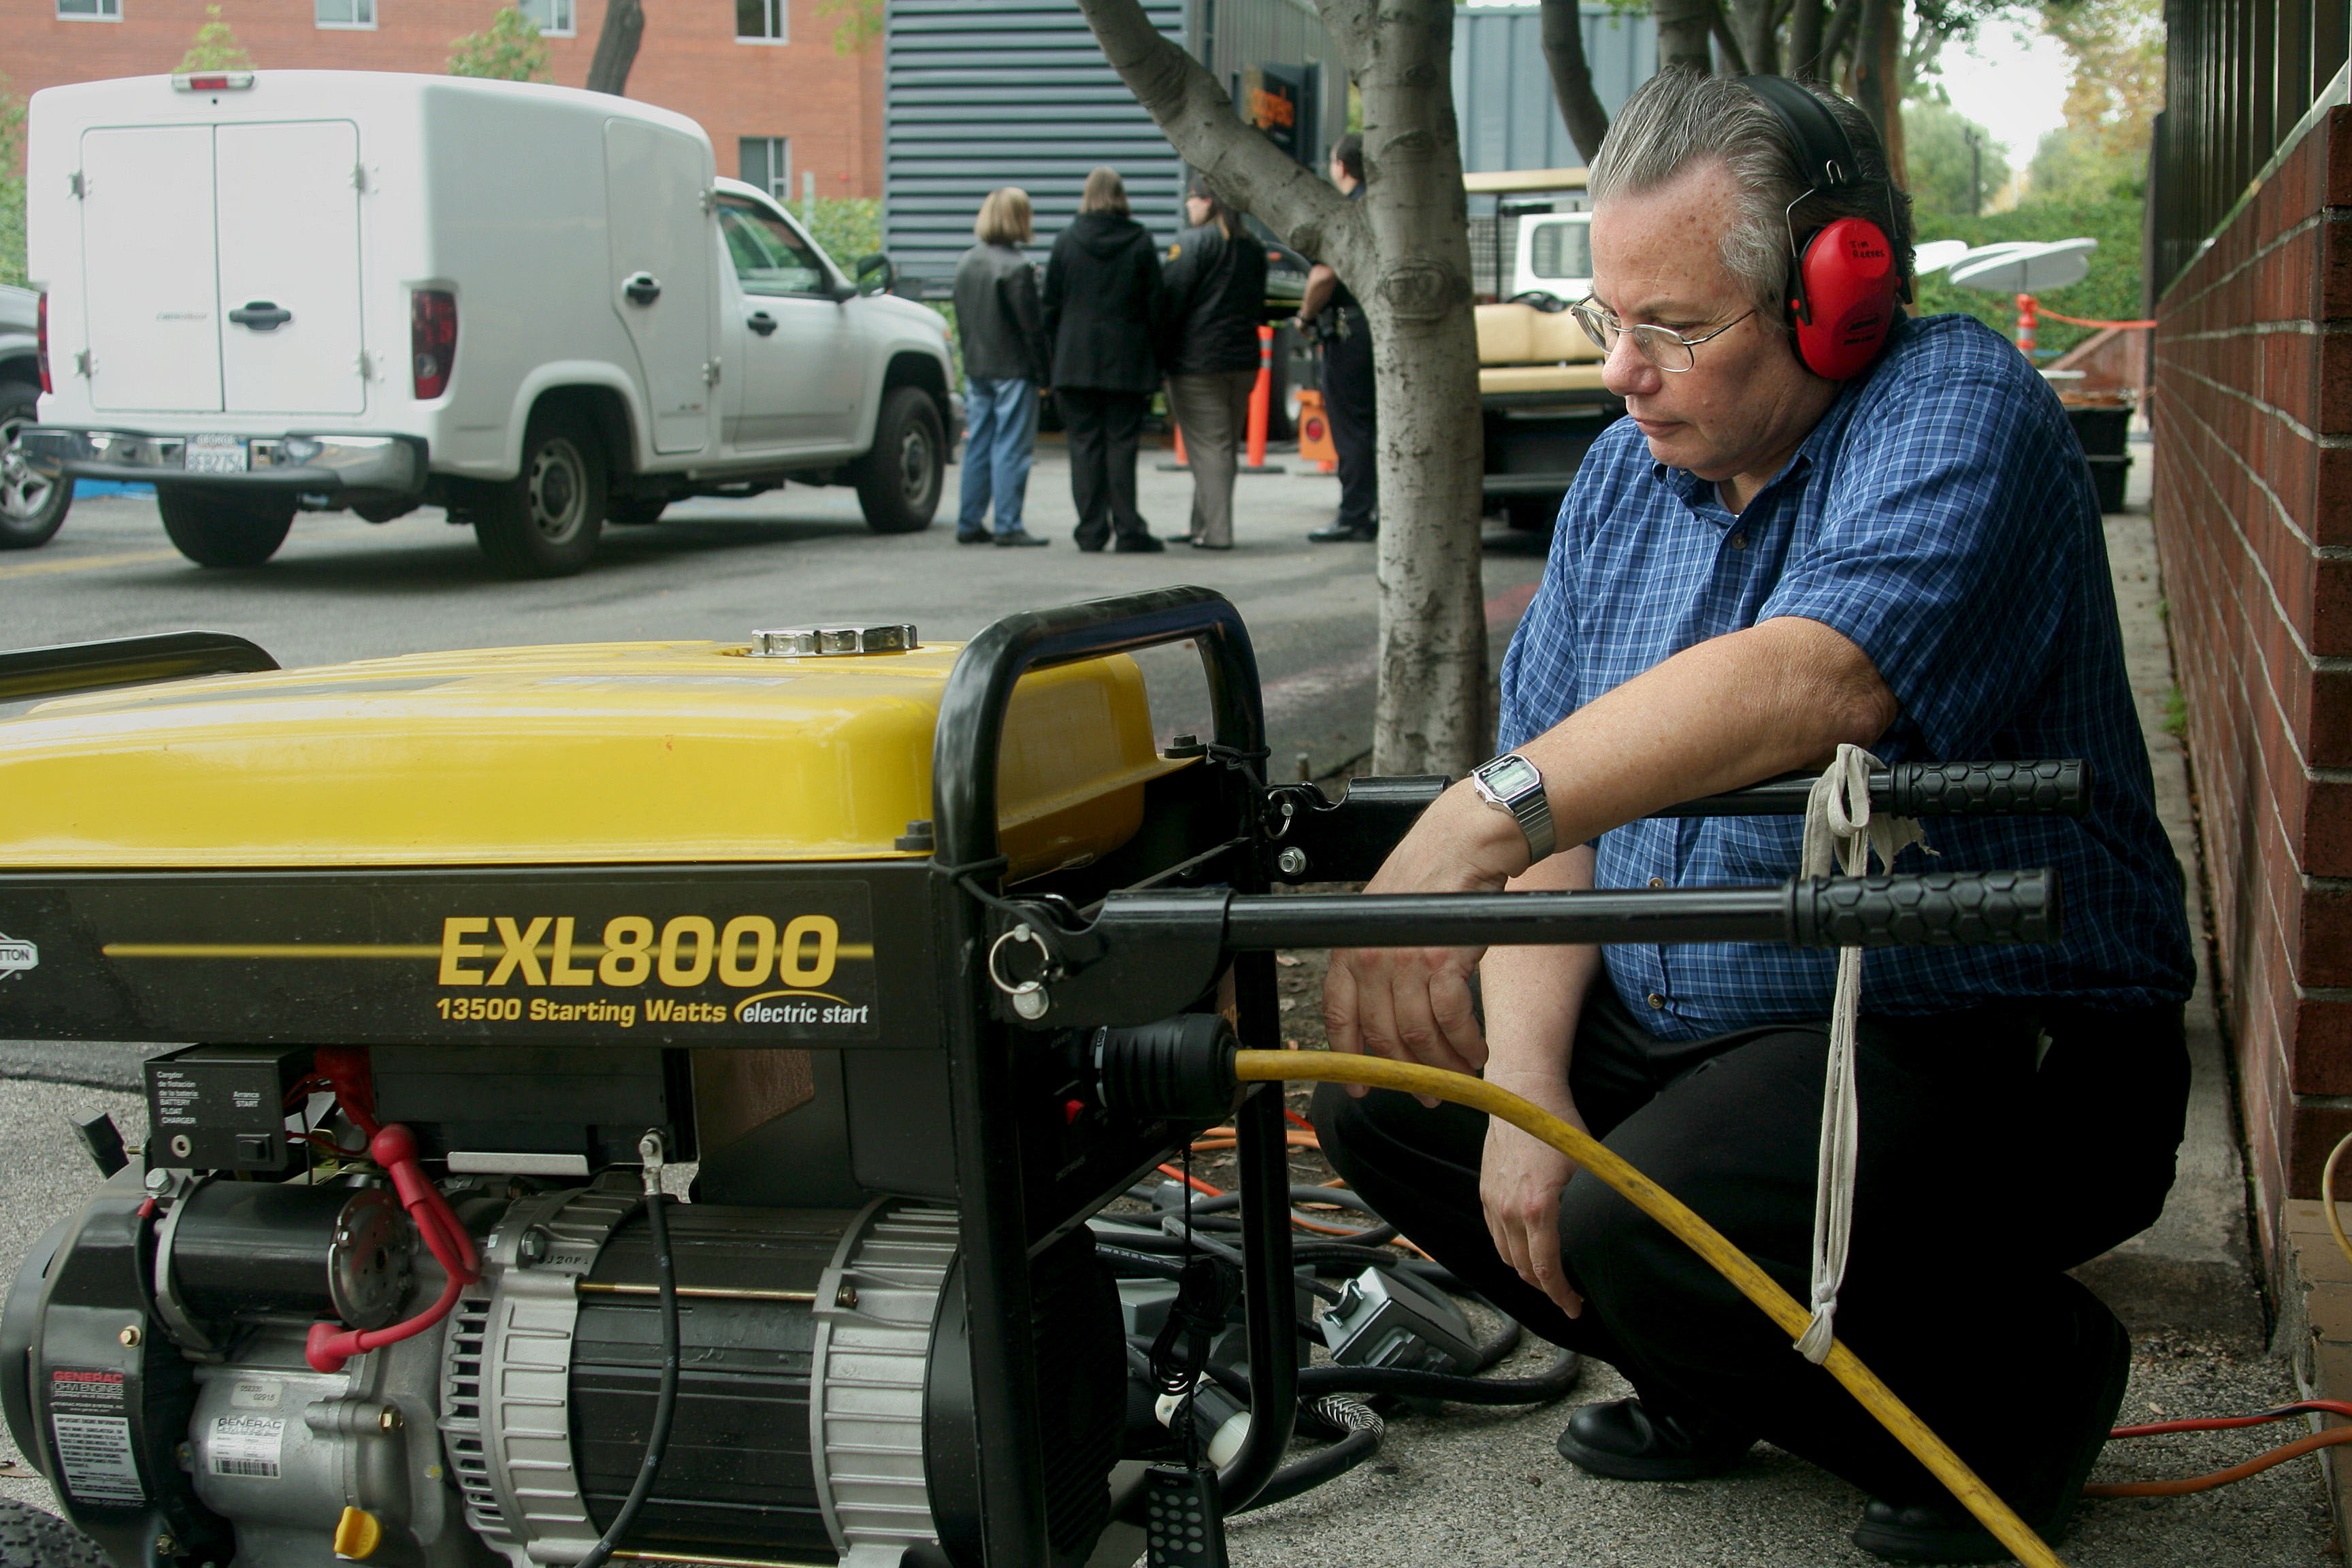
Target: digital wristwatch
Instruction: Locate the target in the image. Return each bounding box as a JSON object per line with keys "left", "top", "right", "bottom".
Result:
{"left": 1469, "top": 752, "right": 1556, "bottom": 864}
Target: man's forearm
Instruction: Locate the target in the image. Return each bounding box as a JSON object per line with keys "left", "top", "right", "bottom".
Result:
{"left": 1481, "top": 846, "right": 1599, "bottom": 1088}
{"left": 1519, "top": 615, "right": 1897, "bottom": 853}
{"left": 1298, "top": 265, "right": 1337, "bottom": 321}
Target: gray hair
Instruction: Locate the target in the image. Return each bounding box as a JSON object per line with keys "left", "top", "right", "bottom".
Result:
{"left": 1588, "top": 69, "right": 1913, "bottom": 331}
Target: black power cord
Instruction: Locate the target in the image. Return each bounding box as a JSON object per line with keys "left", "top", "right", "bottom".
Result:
{"left": 577, "top": 1132, "right": 682, "bottom": 1568}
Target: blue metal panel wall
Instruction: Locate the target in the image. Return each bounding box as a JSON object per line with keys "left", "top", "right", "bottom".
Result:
{"left": 1452, "top": 2, "right": 1656, "bottom": 175}
{"left": 885, "top": 0, "right": 1190, "bottom": 292}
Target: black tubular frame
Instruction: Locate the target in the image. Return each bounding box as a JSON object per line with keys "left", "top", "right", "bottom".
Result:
{"left": 930, "top": 587, "right": 1293, "bottom": 1563}
{"left": 0, "top": 631, "right": 279, "bottom": 704}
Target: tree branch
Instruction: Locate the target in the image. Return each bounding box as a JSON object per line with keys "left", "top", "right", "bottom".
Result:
{"left": 1710, "top": 8, "right": 1752, "bottom": 75}
{"left": 1652, "top": 0, "right": 1718, "bottom": 73}
{"left": 1539, "top": 0, "right": 1611, "bottom": 163}
{"left": 1073, "top": 0, "right": 1360, "bottom": 269}
{"left": 1818, "top": 0, "right": 1865, "bottom": 79}
{"left": 1787, "top": 0, "right": 1827, "bottom": 79}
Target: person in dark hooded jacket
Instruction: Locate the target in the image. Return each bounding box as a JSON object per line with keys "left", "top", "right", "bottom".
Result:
{"left": 1161, "top": 174, "right": 1268, "bottom": 550}
{"left": 1041, "top": 166, "right": 1166, "bottom": 552}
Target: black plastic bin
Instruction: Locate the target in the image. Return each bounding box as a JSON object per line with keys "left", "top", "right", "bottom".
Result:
{"left": 2065, "top": 404, "right": 2133, "bottom": 514}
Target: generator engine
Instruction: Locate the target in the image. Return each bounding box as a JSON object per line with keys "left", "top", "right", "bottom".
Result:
{"left": 6, "top": 1122, "right": 1128, "bottom": 1568}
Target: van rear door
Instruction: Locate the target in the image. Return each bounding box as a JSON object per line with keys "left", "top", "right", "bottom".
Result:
{"left": 216, "top": 120, "right": 367, "bottom": 415}
{"left": 604, "top": 118, "right": 714, "bottom": 455}
{"left": 81, "top": 125, "right": 223, "bottom": 412}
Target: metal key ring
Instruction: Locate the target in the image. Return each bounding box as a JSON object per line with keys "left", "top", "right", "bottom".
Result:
{"left": 986, "top": 923, "right": 1052, "bottom": 997}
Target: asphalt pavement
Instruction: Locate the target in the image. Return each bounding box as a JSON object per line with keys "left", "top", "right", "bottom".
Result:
{"left": 1, "top": 440, "right": 2338, "bottom": 1566}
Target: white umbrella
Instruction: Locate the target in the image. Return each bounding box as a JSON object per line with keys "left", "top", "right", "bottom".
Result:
{"left": 1912, "top": 239, "right": 1972, "bottom": 275}
{"left": 1946, "top": 238, "right": 2098, "bottom": 294}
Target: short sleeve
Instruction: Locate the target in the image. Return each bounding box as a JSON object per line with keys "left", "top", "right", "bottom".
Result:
{"left": 1497, "top": 490, "right": 1587, "bottom": 753}
{"left": 1758, "top": 355, "right": 2082, "bottom": 759}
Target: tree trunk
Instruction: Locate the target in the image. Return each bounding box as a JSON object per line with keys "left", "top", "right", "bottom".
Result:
{"left": 1539, "top": 0, "right": 1611, "bottom": 165}
{"left": 1725, "top": 0, "right": 1777, "bottom": 76}
{"left": 1653, "top": 0, "right": 1718, "bottom": 74}
{"left": 585, "top": 0, "right": 644, "bottom": 95}
{"left": 1075, "top": 0, "right": 1489, "bottom": 773}
{"left": 1818, "top": 0, "right": 1864, "bottom": 80}
{"left": 1847, "top": 0, "right": 1903, "bottom": 184}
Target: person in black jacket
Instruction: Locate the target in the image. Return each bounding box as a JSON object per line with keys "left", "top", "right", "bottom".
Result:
{"left": 951, "top": 188, "right": 1051, "bottom": 546}
{"left": 1293, "top": 133, "right": 1376, "bottom": 542}
{"left": 1161, "top": 174, "right": 1268, "bottom": 550}
{"left": 1042, "top": 167, "right": 1166, "bottom": 553}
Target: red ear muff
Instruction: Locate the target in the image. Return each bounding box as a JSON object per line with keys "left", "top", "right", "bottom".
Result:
{"left": 1788, "top": 215, "right": 1899, "bottom": 380}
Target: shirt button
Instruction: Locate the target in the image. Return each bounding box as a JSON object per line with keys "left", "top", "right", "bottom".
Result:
{"left": 1646, "top": 992, "right": 1666, "bottom": 1010}
{"left": 1729, "top": 532, "right": 1747, "bottom": 549}
{"left": 1648, "top": 877, "right": 1666, "bottom": 888}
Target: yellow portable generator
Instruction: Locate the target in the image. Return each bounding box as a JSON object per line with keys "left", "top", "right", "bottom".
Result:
{"left": 0, "top": 589, "right": 2075, "bottom": 1568}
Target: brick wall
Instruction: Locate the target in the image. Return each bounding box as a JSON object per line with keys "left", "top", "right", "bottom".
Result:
{"left": 0, "top": 0, "right": 882, "bottom": 197}
{"left": 2151, "top": 104, "right": 2352, "bottom": 1273}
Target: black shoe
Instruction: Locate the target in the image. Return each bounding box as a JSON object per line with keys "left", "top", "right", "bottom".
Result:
{"left": 1113, "top": 534, "right": 1166, "bottom": 553}
{"left": 1554, "top": 1396, "right": 1755, "bottom": 1482}
{"left": 957, "top": 529, "right": 992, "bottom": 544}
{"left": 1851, "top": 1286, "right": 2128, "bottom": 1563}
{"left": 994, "top": 529, "right": 1051, "bottom": 547}
{"left": 1307, "top": 522, "right": 1377, "bottom": 543}
{"left": 1075, "top": 535, "right": 1106, "bottom": 553}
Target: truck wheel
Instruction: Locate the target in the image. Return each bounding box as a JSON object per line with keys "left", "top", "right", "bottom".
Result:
{"left": 0, "top": 382, "right": 72, "bottom": 550}
{"left": 157, "top": 487, "right": 297, "bottom": 567}
{"left": 0, "top": 1499, "right": 110, "bottom": 1568}
{"left": 607, "top": 497, "right": 668, "bottom": 525}
{"left": 473, "top": 408, "right": 606, "bottom": 578}
{"left": 855, "top": 387, "right": 943, "bottom": 535}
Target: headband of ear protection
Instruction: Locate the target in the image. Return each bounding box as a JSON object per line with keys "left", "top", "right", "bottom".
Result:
{"left": 1737, "top": 75, "right": 1907, "bottom": 380}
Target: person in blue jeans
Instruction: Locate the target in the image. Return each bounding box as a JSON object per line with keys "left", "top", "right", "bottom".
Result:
{"left": 951, "top": 188, "right": 1051, "bottom": 546}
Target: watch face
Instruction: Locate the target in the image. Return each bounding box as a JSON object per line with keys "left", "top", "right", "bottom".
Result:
{"left": 1483, "top": 755, "right": 1539, "bottom": 798}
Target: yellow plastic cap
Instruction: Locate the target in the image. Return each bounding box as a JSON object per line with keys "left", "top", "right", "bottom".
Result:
{"left": 332, "top": 1505, "right": 382, "bottom": 1561}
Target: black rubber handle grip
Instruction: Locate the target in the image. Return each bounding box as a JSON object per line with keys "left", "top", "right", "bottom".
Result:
{"left": 1792, "top": 868, "right": 2061, "bottom": 949}
{"left": 1883, "top": 760, "right": 2089, "bottom": 819}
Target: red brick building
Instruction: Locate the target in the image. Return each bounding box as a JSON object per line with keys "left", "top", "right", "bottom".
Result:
{"left": 0, "top": 0, "right": 882, "bottom": 198}
{"left": 2148, "top": 5, "right": 2352, "bottom": 1275}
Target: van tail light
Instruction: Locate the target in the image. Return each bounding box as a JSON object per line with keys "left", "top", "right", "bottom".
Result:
{"left": 411, "top": 291, "right": 457, "bottom": 400}
{"left": 35, "top": 293, "right": 50, "bottom": 395}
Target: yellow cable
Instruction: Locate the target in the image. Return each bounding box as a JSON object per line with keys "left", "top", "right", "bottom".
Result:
{"left": 1234, "top": 1049, "right": 2067, "bottom": 1568}
{"left": 2323, "top": 1130, "right": 2352, "bottom": 1275}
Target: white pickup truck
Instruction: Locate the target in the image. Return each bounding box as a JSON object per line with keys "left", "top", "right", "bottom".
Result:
{"left": 19, "top": 71, "right": 957, "bottom": 576}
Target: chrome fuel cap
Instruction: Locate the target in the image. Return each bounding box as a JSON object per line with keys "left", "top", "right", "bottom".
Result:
{"left": 749, "top": 623, "right": 919, "bottom": 657}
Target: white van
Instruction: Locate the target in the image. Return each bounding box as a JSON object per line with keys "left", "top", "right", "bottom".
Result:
{"left": 19, "top": 71, "right": 957, "bottom": 576}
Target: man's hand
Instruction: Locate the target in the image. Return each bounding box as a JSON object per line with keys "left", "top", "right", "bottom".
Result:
{"left": 1322, "top": 783, "right": 1529, "bottom": 1097}
{"left": 1479, "top": 1071, "right": 1588, "bottom": 1318}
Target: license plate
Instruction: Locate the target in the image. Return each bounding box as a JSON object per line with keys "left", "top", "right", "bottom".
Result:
{"left": 184, "top": 434, "right": 248, "bottom": 474}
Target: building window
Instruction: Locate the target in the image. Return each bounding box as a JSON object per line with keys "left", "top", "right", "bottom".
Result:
{"left": 314, "top": 0, "right": 376, "bottom": 29}
{"left": 736, "top": 0, "right": 785, "bottom": 44}
{"left": 739, "top": 137, "right": 791, "bottom": 204}
{"left": 517, "top": 0, "right": 574, "bottom": 35}
{"left": 56, "top": 0, "right": 122, "bottom": 18}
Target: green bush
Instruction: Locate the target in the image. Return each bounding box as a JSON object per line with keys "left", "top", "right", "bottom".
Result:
{"left": 448, "top": 7, "right": 550, "bottom": 82}
{"left": 798, "top": 197, "right": 880, "bottom": 273}
{"left": 1913, "top": 197, "right": 2146, "bottom": 359}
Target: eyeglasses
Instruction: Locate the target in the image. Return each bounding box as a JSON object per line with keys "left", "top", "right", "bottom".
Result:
{"left": 1570, "top": 297, "right": 1757, "bottom": 373}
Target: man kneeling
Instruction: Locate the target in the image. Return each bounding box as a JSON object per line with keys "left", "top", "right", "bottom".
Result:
{"left": 1313, "top": 68, "right": 2192, "bottom": 1564}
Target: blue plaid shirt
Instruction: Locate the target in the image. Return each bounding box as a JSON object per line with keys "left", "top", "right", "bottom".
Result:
{"left": 1497, "top": 314, "right": 2194, "bottom": 1039}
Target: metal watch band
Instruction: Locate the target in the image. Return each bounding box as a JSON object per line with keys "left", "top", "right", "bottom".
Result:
{"left": 1471, "top": 753, "right": 1556, "bottom": 864}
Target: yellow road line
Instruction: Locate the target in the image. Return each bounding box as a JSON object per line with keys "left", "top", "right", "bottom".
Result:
{"left": 0, "top": 549, "right": 182, "bottom": 582}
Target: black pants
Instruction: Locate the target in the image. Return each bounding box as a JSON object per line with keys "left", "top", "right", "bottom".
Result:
{"left": 1057, "top": 387, "right": 1151, "bottom": 546}
{"left": 1320, "top": 312, "right": 1376, "bottom": 532}
{"left": 1313, "top": 990, "right": 2188, "bottom": 1507}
